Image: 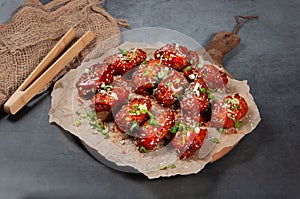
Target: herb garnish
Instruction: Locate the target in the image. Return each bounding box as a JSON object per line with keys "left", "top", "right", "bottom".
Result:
{"left": 185, "top": 66, "right": 192, "bottom": 71}
{"left": 227, "top": 114, "right": 235, "bottom": 121}
{"left": 159, "top": 163, "right": 176, "bottom": 170}
{"left": 226, "top": 96, "right": 240, "bottom": 110}
{"left": 139, "top": 146, "right": 148, "bottom": 153}
{"left": 86, "top": 110, "right": 109, "bottom": 138}
{"left": 211, "top": 138, "right": 219, "bottom": 143}
{"left": 190, "top": 57, "right": 194, "bottom": 65}
{"left": 235, "top": 121, "right": 242, "bottom": 128}
{"left": 117, "top": 48, "right": 128, "bottom": 56}
{"left": 168, "top": 164, "right": 176, "bottom": 169}
{"left": 74, "top": 120, "right": 81, "bottom": 127}
{"left": 159, "top": 163, "right": 167, "bottom": 170}
{"left": 199, "top": 87, "right": 206, "bottom": 93}
{"left": 141, "top": 60, "right": 147, "bottom": 65}
{"left": 143, "top": 67, "right": 149, "bottom": 77}
{"left": 130, "top": 120, "right": 139, "bottom": 132}
{"left": 149, "top": 118, "right": 159, "bottom": 127}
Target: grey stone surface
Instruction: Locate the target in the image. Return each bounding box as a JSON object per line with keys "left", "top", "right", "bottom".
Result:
{"left": 0, "top": 0, "right": 299, "bottom": 198}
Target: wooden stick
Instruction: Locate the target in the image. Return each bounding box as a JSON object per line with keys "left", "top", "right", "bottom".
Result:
{"left": 19, "top": 28, "right": 76, "bottom": 91}
{"left": 4, "top": 29, "right": 95, "bottom": 115}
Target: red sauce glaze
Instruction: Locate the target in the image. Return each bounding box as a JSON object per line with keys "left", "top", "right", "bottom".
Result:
{"left": 92, "top": 86, "right": 130, "bottom": 112}
{"left": 211, "top": 93, "right": 249, "bottom": 129}
{"left": 183, "top": 67, "right": 202, "bottom": 82}
{"left": 180, "top": 78, "right": 210, "bottom": 114}
{"left": 200, "top": 65, "right": 228, "bottom": 90}
{"left": 136, "top": 109, "right": 175, "bottom": 150}
{"left": 172, "top": 126, "right": 208, "bottom": 159}
{"left": 155, "top": 71, "right": 188, "bottom": 108}
{"left": 76, "top": 43, "right": 249, "bottom": 159}
{"left": 154, "top": 43, "right": 199, "bottom": 71}
{"left": 104, "top": 48, "right": 147, "bottom": 75}
{"left": 131, "top": 60, "right": 167, "bottom": 94}
{"left": 76, "top": 63, "right": 113, "bottom": 98}
{"left": 114, "top": 98, "right": 151, "bottom": 134}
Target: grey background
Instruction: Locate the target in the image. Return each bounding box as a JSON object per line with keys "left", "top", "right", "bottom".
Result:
{"left": 0, "top": 0, "right": 299, "bottom": 198}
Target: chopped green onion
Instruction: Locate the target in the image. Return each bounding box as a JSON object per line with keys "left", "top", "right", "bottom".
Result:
{"left": 149, "top": 118, "right": 159, "bottom": 127}
{"left": 226, "top": 99, "right": 231, "bottom": 105}
{"left": 235, "top": 121, "right": 242, "bottom": 128}
{"left": 139, "top": 146, "right": 148, "bottom": 153}
{"left": 170, "top": 126, "right": 178, "bottom": 134}
{"left": 230, "top": 104, "right": 240, "bottom": 110}
{"left": 199, "top": 87, "right": 206, "bottom": 93}
{"left": 159, "top": 163, "right": 167, "bottom": 170}
{"left": 207, "top": 92, "right": 214, "bottom": 100}
{"left": 211, "top": 138, "right": 219, "bottom": 143}
{"left": 231, "top": 96, "right": 239, "bottom": 104}
{"left": 125, "top": 117, "right": 131, "bottom": 121}
{"left": 178, "top": 123, "right": 185, "bottom": 131}
{"left": 227, "top": 114, "right": 235, "bottom": 121}
{"left": 226, "top": 97, "right": 240, "bottom": 106}
{"left": 138, "top": 104, "right": 149, "bottom": 114}
{"left": 130, "top": 121, "right": 139, "bottom": 132}
{"left": 141, "top": 60, "right": 147, "bottom": 65}
{"left": 219, "top": 128, "right": 224, "bottom": 133}
{"left": 190, "top": 57, "right": 194, "bottom": 65}
{"left": 74, "top": 120, "right": 81, "bottom": 127}
{"left": 75, "top": 111, "right": 81, "bottom": 116}
{"left": 86, "top": 110, "right": 97, "bottom": 121}
{"left": 143, "top": 68, "right": 149, "bottom": 77}
{"left": 101, "top": 128, "right": 109, "bottom": 139}
{"left": 185, "top": 66, "right": 192, "bottom": 71}
{"left": 117, "top": 48, "right": 128, "bottom": 56}
{"left": 167, "top": 82, "right": 173, "bottom": 87}
{"left": 168, "top": 164, "right": 176, "bottom": 169}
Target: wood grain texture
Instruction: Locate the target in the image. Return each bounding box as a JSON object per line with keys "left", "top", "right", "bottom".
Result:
{"left": 3, "top": 29, "right": 94, "bottom": 115}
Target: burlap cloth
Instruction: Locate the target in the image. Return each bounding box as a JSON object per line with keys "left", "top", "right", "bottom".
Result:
{"left": 0, "top": 0, "right": 128, "bottom": 109}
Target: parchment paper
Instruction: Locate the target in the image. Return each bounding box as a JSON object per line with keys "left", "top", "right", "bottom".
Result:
{"left": 49, "top": 42, "right": 261, "bottom": 179}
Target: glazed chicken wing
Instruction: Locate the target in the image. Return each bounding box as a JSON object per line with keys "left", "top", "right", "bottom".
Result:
{"left": 211, "top": 93, "right": 249, "bottom": 129}
{"left": 92, "top": 86, "right": 130, "bottom": 112}
{"left": 180, "top": 77, "right": 210, "bottom": 114}
{"left": 104, "top": 48, "right": 147, "bottom": 75}
{"left": 172, "top": 122, "right": 208, "bottom": 159}
{"left": 76, "top": 63, "right": 113, "bottom": 99}
{"left": 136, "top": 108, "right": 175, "bottom": 151}
{"left": 199, "top": 65, "right": 228, "bottom": 90}
{"left": 154, "top": 43, "right": 199, "bottom": 71}
{"left": 131, "top": 60, "right": 168, "bottom": 94}
{"left": 114, "top": 98, "right": 152, "bottom": 134}
{"left": 155, "top": 71, "right": 188, "bottom": 108}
